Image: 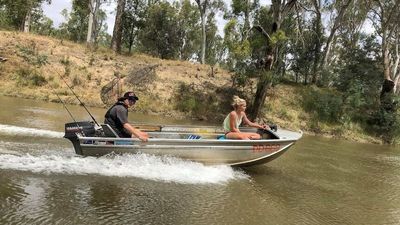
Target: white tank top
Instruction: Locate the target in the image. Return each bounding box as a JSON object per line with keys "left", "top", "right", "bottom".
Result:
{"left": 222, "top": 112, "right": 243, "bottom": 132}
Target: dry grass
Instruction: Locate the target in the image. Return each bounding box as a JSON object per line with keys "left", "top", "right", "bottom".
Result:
{"left": 0, "top": 31, "right": 231, "bottom": 114}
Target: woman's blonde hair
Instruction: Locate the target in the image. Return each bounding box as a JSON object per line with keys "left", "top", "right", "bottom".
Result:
{"left": 232, "top": 95, "right": 246, "bottom": 108}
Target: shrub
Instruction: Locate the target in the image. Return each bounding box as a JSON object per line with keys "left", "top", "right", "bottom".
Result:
{"left": 368, "top": 95, "right": 400, "bottom": 144}
{"left": 71, "top": 74, "right": 82, "bottom": 86}
{"left": 174, "top": 82, "right": 222, "bottom": 120}
{"left": 302, "top": 87, "right": 343, "bottom": 123}
{"left": 15, "top": 68, "right": 47, "bottom": 87}
{"left": 60, "top": 56, "right": 71, "bottom": 77}
{"left": 16, "top": 44, "right": 48, "bottom": 67}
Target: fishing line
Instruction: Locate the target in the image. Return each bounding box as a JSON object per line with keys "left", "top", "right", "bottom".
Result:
{"left": 53, "top": 69, "right": 100, "bottom": 127}
{"left": 47, "top": 83, "right": 86, "bottom": 136}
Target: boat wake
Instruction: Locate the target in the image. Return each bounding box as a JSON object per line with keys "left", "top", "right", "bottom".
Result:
{"left": 0, "top": 152, "right": 248, "bottom": 184}
{"left": 0, "top": 124, "right": 64, "bottom": 138}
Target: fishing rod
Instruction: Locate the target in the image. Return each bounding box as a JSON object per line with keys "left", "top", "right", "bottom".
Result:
{"left": 54, "top": 70, "right": 100, "bottom": 127}
{"left": 48, "top": 84, "right": 87, "bottom": 136}
{"left": 54, "top": 91, "right": 77, "bottom": 124}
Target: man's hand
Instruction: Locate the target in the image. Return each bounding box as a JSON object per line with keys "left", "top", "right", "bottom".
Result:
{"left": 133, "top": 132, "right": 148, "bottom": 142}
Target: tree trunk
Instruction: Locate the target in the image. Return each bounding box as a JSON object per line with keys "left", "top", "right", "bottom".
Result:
{"left": 87, "top": 0, "right": 100, "bottom": 46}
{"left": 311, "top": 0, "right": 321, "bottom": 84}
{"left": 250, "top": 72, "right": 271, "bottom": 120}
{"left": 195, "top": 0, "right": 207, "bottom": 64}
{"left": 320, "top": 0, "right": 352, "bottom": 71}
{"left": 87, "top": 0, "right": 95, "bottom": 44}
{"left": 200, "top": 14, "right": 206, "bottom": 64}
{"left": 243, "top": 0, "right": 250, "bottom": 40}
{"left": 249, "top": 0, "right": 297, "bottom": 120}
{"left": 23, "top": 9, "right": 32, "bottom": 33}
{"left": 111, "top": 0, "right": 126, "bottom": 53}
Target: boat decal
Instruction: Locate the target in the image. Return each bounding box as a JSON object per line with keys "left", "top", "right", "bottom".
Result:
{"left": 252, "top": 144, "right": 281, "bottom": 153}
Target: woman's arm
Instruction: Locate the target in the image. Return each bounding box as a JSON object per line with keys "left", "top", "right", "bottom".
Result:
{"left": 242, "top": 113, "right": 268, "bottom": 129}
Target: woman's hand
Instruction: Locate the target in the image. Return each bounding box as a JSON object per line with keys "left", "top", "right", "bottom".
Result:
{"left": 260, "top": 124, "right": 270, "bottom": 130}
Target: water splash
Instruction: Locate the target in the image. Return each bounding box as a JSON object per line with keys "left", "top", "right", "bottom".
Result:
{"left": 0, "top": 124, "right": 64, "bottom": 138}
{"left": 0, "top": 153, "right": 248, "bottom": 184}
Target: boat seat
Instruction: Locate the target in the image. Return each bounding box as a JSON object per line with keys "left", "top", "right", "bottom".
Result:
{"left": 101, "top": 124, "right": 120, "bottom": 138}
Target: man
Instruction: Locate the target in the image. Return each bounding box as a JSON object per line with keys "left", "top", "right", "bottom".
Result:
{"left": 104, "top": 91, "right": 149, "bottom": 142}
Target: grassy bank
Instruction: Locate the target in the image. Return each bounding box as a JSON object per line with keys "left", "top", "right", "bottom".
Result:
{"left": 0, "top": 31, "right": 383, "bottom": 144}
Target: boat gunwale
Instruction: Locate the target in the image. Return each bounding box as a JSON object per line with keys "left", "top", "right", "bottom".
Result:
{"left": 79, "top": 143, "right": 293, "bottom": 149}
{"left": 77, "top": 136, "right": 301, "bottom": 143}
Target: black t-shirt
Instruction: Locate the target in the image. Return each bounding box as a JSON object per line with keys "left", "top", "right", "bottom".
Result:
{"left": 104, "top": 102, "right": 130, "bottom": 137}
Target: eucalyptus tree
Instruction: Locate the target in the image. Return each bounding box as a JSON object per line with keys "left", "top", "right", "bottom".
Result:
{"left": 204, "top": 11, "right": 223, "bottom": 65}
{"left": 121, "top": 0, "right": 147, "bottom": 53}
{"left": 111, "top": 0, "right": 126, "bottom": 53}
{"left": 248, "top": 0, "right": 298, "bottom": 120}
{"left": 87, "top": 0, "right": 107, "bottom": 46}
{"left": 137, "top": 1, "right": 183, "bottom": 59}
{"left": 230, "top": 0, "right": 260, "bottom": 39}
{"left": 194, "top": 0, "right": 225, "bottom": 64}
{"left": 367, "top": 0, "right": 400, "bottom": 143}
{"left": 58, "top": 1, "right": 89, "bottom": 42}
{"left": 368, "top": 0, "right": 400, "bottom": 96}
{"left": 176, "top": 0, "right": 201, "bottom": 61}
{"left": 298, "top": 0, "right": 353, "bottom": 84}
{"left": 30, "top": 9, "right": 54, "bottom": 35}
{"left": 222, "top": 0, "right": 260, "bottom": 71}
{"left": 223, "top": 18, "right": 251, "bottom": 71}
{"left": 0, "top": 0, "right": 50, "bottom": 31}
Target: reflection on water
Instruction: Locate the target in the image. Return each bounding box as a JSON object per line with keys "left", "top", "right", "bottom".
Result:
{"left": 0, "top": 95, "right": 400, "bottom": 225}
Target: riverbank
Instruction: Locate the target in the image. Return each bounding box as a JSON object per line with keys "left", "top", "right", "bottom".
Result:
{"left": 0, "top": 31, "right": 383, "bottom": 144}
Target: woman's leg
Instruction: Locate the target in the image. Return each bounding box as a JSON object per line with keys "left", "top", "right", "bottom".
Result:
{"left": 226, "top": 132, "right": 260, "bottom": 140}
{"left": 247, "top": 132, "right": 261, "bottom": 140}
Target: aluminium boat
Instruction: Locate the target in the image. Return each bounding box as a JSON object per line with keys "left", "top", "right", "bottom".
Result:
{"left": 64, "top": 121, "right": 302, "bottom": 167}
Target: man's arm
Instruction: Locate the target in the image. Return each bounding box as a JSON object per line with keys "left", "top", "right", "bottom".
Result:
{"left": 123, "top": 123, "right": 149, "bottom": 142}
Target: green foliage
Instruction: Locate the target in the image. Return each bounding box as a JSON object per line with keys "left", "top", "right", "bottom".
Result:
{"left": 270, "top": 29, "right": 287, "bottom": 45}
{"left": 223, "top": 19, "right": 252, "bottom": 70}
{"left": 369, "top": 100, "right": 400, "bottom": 144}
{"left": 121, "top": 0, "right": 147, "bottom": 53}
{"left": 14, "top": 67, "right": 47, "bottom": 87}
{"left": 174, "top": 82, "right": 222, "bottom": 120}
{"left": 14, "top": 42, "right": 48, "bottom": 87}
{"left": 177, "top": 0, "right": 202, "bottom": 61}
{"left": 138, "top": 2, "right": 183, "bottom": 59}
{"left": 333, "top": 35, "right": 382, "bottom": 124}
{"left": 16, "top": 43, "right": 48, "bottom": 67}
{"left": 302, "top": 87, "right": 343, "bottom": 123}
{"left": 57, "top": 1, "right": 89, "bottom": 42}
{"left": 0, "top": 0, "right": 51, "bottom": 30}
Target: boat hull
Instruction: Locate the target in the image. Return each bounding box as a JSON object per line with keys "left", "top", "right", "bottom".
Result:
{"left": 65, "top": 122, "right": 302, "bottom": 167}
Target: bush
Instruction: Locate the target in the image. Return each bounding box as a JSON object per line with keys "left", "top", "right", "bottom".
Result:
{"left": 302, "top": 87, "right": 343, "bottom": 123}
{"left": 60, "top": 56, "right": 71, "bottom": 77}
{"left": 15, "top": 68, "right": 47, "bottom": 87}
{"left": 71, "top": 74, "right": 82, "bottom": 86}
{"left": 368, "top": 95, "right": 400, "bottom": 144}
{"left": 174, "top": 82, "right": 223, "bottom": 120}
{"left": 16, "top": 44, "right": 48, "bottom": 67}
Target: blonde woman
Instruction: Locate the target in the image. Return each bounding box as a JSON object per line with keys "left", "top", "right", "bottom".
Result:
{"left": 223, "top": 96, "right": 269, "bottom": 140}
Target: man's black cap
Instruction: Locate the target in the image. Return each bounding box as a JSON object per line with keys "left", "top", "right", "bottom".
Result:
{"left": 119, "top": 91, "right": 139, "bottom": 101}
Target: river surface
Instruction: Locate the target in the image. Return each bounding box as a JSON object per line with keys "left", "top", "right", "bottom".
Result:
{"left": 0, "top": 95, "right": 399, "bottom": 225}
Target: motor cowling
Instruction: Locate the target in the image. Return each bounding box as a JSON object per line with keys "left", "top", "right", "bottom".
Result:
{"left": 64, "top": 121, "right": 95, "bottom": 139}
{"left": 64, "top": 121, "right": 96, "bottom": 155}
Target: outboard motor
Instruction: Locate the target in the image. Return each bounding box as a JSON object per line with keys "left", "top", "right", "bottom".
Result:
{"left": 64, "top": 121, "right": 96, "bottom": 155}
